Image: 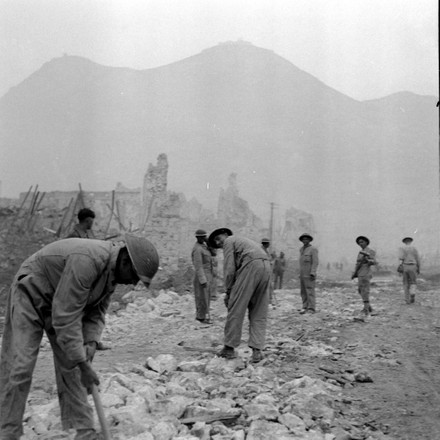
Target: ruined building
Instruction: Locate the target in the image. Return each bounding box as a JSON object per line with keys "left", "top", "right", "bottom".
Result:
{"left": 1, "top": 154, "right": 315, "bottom": 279}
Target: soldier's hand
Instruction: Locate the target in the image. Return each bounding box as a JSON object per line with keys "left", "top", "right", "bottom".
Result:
{"left": 78, "top": 361, "right": 100, "bottom": 394}
{"left": 84, "top": 341, "right": 97, "bottom": 362}
{"left": 224, "top": 294, "right": 230, "bottom": 308}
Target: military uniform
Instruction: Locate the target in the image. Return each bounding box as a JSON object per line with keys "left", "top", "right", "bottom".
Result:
{"left": 273, "top": 254, "right": 286, "bottom": 289}
{"left": 191, "top": 241, "right": 214, "bottom": 321}
{"left": 0, "top": 238, "right": 123, "bottom": 439}
{"left": 353, "top": 244, "right": 377, "bottom": 313}
{"left": 398, "top": 240, "right": 420, "bottom": 304}
{"left": 66, "top": 224, "right": 94, "bottom": 239}
{"left": 223, "top": 236, "right": 271, "bottom": 350}
{"left": 299, "top": 243, "right": 319, "bottom": 312}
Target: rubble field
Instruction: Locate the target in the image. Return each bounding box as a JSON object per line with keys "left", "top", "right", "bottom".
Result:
{"left": 2, "top": 274, "right": 439, "bottom": 440}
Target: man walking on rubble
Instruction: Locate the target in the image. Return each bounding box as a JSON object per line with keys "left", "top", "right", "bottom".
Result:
{"left": 208, "top": 228, "right": 271, "bottom": 363}
{"left": 0, "top": 235, "right": 159, "bottom": 440}
{"left": 191, "top": 229, "right": 215, "bottom": 324}
{"left": 66, "top": 208, "right": 96, "bottom": 239}
{"left": 351, "top": 235, "right": 377, "bottom": 318}
{"left": 398, "top": 237, "right": 420, "bottom": 304}
{"left": 299, "top": 233, "right": 319, "bottom": 314}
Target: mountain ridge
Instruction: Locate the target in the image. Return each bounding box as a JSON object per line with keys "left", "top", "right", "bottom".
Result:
{"left": 0, "top": 43, "right": 438, "bottom": 258}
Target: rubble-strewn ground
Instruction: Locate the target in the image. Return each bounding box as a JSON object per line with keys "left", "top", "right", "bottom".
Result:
{"left": 1, "top": 273, "right": 437, "bottom": 440}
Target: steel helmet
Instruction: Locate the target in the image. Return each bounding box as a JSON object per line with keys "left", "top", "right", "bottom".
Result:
{"left": 124, "top": 233, "right": 159, "bottom": 287}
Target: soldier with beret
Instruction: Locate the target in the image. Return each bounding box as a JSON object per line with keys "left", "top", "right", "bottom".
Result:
{"left": 191, "top": 229, "right": 214, "bottom": 324}
{"left": 299, "top": 233, "right": 319, "bottom": 314}
{"left": 208, "top": 228, "right": 271, "bottom": 363}
{"left": 352, "top": 236, "right": 377, "bottom": 318}
{"left": 398, "top": 237, "right": 420, "bottom": 304}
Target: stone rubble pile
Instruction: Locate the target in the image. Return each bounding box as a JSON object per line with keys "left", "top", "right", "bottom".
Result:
{"left": 19, "top": 288, "right": 392, "bottom": 439}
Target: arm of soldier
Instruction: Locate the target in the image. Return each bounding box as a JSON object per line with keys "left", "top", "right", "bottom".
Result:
{"left": 310, "top": 247, "right": 319, "bottom": 277}
{"left": 415, "top": 248, "right": 421, "bottom": 273}
{"left": 367, "top": 249, "right": 377, "bottom": 266}
{"left": 52, "top": 254, "right": 99, "bottom": 364}
{"left": 222, "top": 239, "right": 236, "bottom": 295}
{"left": 193, "top": 246, "right": 207, "bottom": 286}
{"left": 82, "top": 291, "right": 113, "bottom": 359}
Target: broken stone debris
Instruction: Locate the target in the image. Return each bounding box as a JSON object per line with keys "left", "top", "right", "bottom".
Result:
{"left": 19, "top": 288, "right": 388, "bottom": 440}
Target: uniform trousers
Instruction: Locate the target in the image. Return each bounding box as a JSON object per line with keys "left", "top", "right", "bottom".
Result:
{"left": 0, "top": 278, "right": 93, "bottom": 439}
{"left": 224, "top": 259, "right": 270, "bottom": 350}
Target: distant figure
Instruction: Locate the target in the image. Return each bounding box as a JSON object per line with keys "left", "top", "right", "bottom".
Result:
{"left": 351, "top": 236, "right": 377, "bottom": 318}
{"left": 398, "top": 237, "right": 420, "bottom": 304}
{"left": 66, "top": 208, "right": 96, "bottom": 239}
{"left": 261, "top": 238, "right": 275, "bottom": 304}
{"left": 299, "top": 234, "right": 319, "bottom": 314}
{"left": 208, "top": 228, "right": 271, "bottom": 363}
{"left": 273, "top": 252, "right": 286, "bottom": 289}
{"left": 191, "top": 229, "right": 214, "bottom": 324}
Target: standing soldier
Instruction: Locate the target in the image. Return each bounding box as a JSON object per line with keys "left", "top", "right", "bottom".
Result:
{"left": 273, "top": 252, "right": 286, "bottom": 289}
{"left": 351, "top": 236, "right": 377, "bottom": 318}
{"left": 0, "top": 235, "right": 159, "bottom": 440}
{"left": 191, "top": 229, "right": 214, "bottom": 324}
{"left": 398, "top": 237, "right": 420, "bottom": 304}
{"left": 299, "top": 234, "right": 319, "bottom": 314}
{"left": 208, "top": 228, "right": 271, "bottom": 363}
{"left": 66, "top": 208, "right": 96, "bottom": 239}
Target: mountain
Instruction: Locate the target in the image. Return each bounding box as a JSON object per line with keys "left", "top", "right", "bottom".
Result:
{"left": 0, "top": 42, "right": 438, "bottom": 260}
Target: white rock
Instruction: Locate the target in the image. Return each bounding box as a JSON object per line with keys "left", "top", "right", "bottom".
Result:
{"left": 151, "top": 421, "right": 178, "bottom": 440}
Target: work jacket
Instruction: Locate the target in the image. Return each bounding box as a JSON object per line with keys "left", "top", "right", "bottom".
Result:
{"left": 299, "top": 244, "right": 319, "bottom": 277}
{"left": 398, "top": 245, "right": 420, "bottom": 267}
{"left": 223, "top": 236, "right": 269, "bottom": 293}
{"left": 191, "top": 242, "right": 213, "bottom": 285}
{"left": 355, "top": 246, "right": 377, "bottom": 277}
{"left": 14, "top": 238, "right": 122, "bottom": 363}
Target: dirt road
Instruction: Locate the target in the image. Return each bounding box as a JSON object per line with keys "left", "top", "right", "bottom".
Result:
{"left": 13, "top": 276, "right": 440, "bottom": 439}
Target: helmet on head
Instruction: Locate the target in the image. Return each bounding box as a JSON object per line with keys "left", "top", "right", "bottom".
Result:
{"left": 261, "top": 238, "right": 270, "bottom": 244}
{"left": 124, "top": 233, "right": 159, "bottom": 288}
{"left": 195, "top": 229, "right": 207, "bottom": 237}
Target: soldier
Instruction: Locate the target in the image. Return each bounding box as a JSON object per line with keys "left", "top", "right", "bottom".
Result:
{"left": 273, "top": 252, "right": 286, "bottom": 289}
{"left": 261, "top": 238, "right": 275, "bottom": 304}
{"left": 351, "top": 235, "right": 377, "bottom": 318}
{"left": 0, "top": 235, "right": 159, "bottom": 440}
{"left": 299, "top": 233, "right": 319, "bottom": 314}
{"left": 208, "top": 228, "right": 271, "bottom": 363}
{"left": 191, "top": 229, "right": 214, "bottom": 324}
{"left": 398, "top": 237, "right": 420, "bottom": 304}
{"left": 66, "top": 208, "right": 96, "bottom": 239}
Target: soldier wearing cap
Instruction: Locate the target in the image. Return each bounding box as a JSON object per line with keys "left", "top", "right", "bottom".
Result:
{"left": 0, "top": 235, "right": 159, "bottom": 440}
{"left": 351, "top": 236, "right": 377, "bottom": 317}
{"left": 208, "top": 228, "right": 271, "bottom": 363}
{"left": 299, "top": 233, "right": 319, "bottom": 314}
{"left": 191, "top": 229, "right": 214, "bottom": 324}
{"left": 398, "top": 237, "right": 420, "bottom": 304}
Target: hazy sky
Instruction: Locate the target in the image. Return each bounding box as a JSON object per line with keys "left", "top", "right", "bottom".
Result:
{"left": 0, "top": 0, "right": 438, "bottom": 100}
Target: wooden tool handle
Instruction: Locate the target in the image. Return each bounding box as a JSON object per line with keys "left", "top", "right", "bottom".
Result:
{"left": 91, "top": 384, "right": 112, "bottom": 440}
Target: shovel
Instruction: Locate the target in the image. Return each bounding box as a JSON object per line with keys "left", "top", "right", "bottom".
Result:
{"left": 91, "top": 384, "right": 111, "bottom": 439}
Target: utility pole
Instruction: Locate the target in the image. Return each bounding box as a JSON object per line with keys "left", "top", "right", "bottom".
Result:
{"left": 269, "top": 202, "right": 276, "bottom": 244}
